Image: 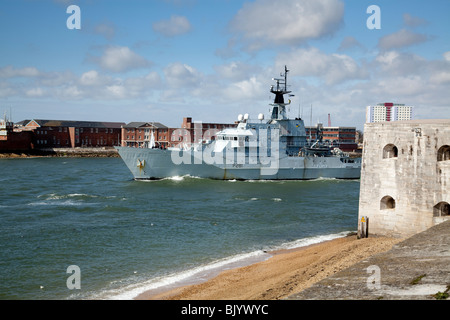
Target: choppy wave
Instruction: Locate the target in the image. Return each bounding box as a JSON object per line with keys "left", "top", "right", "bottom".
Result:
{"left": 27, "top": 200, "right": 83, "bottom": 206}
{"left": 27, "top": 193, "right": 102, "bottom": 206}
{"left": 38, "top": 193, "right": 99, "bottom": 200}
{"left": 1, "top": 158, "right": 360, "bottom": 299}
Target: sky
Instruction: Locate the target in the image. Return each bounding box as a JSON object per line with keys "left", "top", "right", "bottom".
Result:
{"left": 1, "top": 0, "right": 449, "bottom": 130}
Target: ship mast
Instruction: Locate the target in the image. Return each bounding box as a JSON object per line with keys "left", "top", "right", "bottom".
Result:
{"left": 270, "top": 65, "right": 293, "bottom": 120}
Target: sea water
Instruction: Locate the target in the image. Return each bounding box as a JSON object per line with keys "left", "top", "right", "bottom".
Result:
{"left": 0, "top": 157, "right": 360, "bottom": 299}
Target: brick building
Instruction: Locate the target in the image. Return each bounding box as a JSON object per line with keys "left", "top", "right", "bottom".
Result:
{"left": 121, "top": 122, "right": 169, "bottom": 148}
{"left": 121, "top": 117, "right": 237, "bottom": 149}
{"left": 17, "top": 119, "right": 125, "bottom": 148}
{"left": 0, "top": 117, "right": 33, "bottom": 151}
{"left": 305, "top": 125, "right": 358, "bottom": 152}
{"left": 172, "top": 117, "right": 236, "bottom": 147}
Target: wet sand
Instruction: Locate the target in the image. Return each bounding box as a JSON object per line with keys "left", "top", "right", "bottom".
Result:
{"left": 136, "top": 235, "right": 402, "bottom": 300}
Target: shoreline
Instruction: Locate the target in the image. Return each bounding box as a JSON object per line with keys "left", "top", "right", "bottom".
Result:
{"left": 135, "top": 234, "right": 403, "bottom": 300}
{"left": 0, "top": 147, "right": 119, "bottom": 158}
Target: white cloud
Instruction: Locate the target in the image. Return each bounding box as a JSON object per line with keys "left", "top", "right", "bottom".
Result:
{"left": 374, "top": 76, "right": 425, "bottom": 96}
{"left": 378, "top": 29, "right": 430, "bottom": 50}
{"left": 25, "top": 87, "right": 45, "bottom": 97}
{"left": 3, "top": 48, "right": 449, "bottom": 128}
{"left": 57, "top": 85, "right": 84, "bottom": 100}
{"left": 403, "top": 13, "right": 428, "bottom": 28}
{"left": 222, "top": 76, "right": 265, "bottom": 101}
{"left": 429, "top": 71, "right": 450, "bottom": 85}
{"left": 213, "top": 61, "right": 262, "bottom": 81}
{"left": 122, "top": 72, "right": 162, "bottom": 97}
{"left": 79, "top": 70, "right": 108, "bottom": 87}
{"left": 0, "top": 66, "right": 40, "bottom": 78}
{"left": 429, "top": 53, "right": 450, "bottom": 84}
{"left": 338, "top": 36, "right": 365, "bottom": 52}
{"left": 93, "top": 46, "right": 150, "bottom": 73}
{"left": 105, "top": 85, "right": 127, "bottom": 99}
{"left": 215, "top": 38, "right": 239, "bottom": 59}
{"left": 152, "top": 15, "right": 192, "bottom": 37}
{"left": 230, "top": 0, "right": 344, "bottom": 50}
{"left": 164, "top": 62, "right": 201, "bottom": 88}
{"left": 0, "top": 82, "right": 17, "bottom": 98}
{"left": 276, "top": 47, "right": 367, "bottom": 85}
{"left": 375, "top": 51, "right": 400, "bottom": 65}
{"left": 0, "top": 64, "right": 164, "bottom": 102}
{"left": 93, "top": 21, "right": 116, "bottom": 40}
{"left": 375, "top": 51, "right": 426, "bottom": 76}
{"left": 443, "top": 52, "right": 450, "bottom": 62}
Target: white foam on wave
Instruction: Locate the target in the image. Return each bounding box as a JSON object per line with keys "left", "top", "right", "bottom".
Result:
{"left": 276, "top": 231, "right": 352, "bottom": 250}
{"left": 92, "top": 231, "right": 353, "bottom": 300}
{"left": 310, "top": 177, "right": 337, "bottom": 181}
{"left": 138, "top": 175, "right": 203, "bottom": 182}
{"left": 94, "top": 250, "right": 271, "bottom": 300}
{"left": 166, "top": 175, "right": 202, "bottom": 181}
{"left": 38, "top": 193, "right": 98, "bottom": 200}
{"left": 164, "top": 175, "right": 184, "bottom": 181}
{"left": 29, "top": 193, "right": 101, "bottom": 207}
{"left": 27, "top": 200, "right": 83, "bottom": 206}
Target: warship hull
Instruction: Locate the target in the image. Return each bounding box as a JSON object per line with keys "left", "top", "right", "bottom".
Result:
{"left": 115, "top": 146, "right": 361, "bottom": 180}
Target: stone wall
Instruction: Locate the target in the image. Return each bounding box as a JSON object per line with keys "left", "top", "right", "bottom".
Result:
{"left": 358, "top": 119, "right": 450, "bottom": 237}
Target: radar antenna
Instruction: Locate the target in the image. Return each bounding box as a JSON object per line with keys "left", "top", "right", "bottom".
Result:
{"left": 270, "top": 65, "right": 291, "bottom": 104}
{"left": 269, "top": 66, "right": 295, "bottom": 120}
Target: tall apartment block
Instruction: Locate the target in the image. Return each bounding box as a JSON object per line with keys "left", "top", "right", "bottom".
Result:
{"left": 366, "top": 103, "right": 413, "bottom": 123}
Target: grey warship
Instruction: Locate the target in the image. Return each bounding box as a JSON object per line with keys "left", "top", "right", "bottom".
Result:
{"left": 116, "top": 67, "right": 361, "bottom": 180}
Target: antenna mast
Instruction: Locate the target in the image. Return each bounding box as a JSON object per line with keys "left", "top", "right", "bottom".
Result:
{"left": 269, "top": 66, "right": 293, "bottom": 120}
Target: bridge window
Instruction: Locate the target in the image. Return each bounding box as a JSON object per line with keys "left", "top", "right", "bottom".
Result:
{"left": 380, "top": 196, "right": 396, "bottom": 210}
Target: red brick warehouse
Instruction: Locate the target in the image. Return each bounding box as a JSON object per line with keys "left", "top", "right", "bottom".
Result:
{"left": 17, "top": 119, "right": 126, "bottom": 148}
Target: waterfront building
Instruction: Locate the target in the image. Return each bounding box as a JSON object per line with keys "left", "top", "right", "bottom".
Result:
{"left": 121, "top": 122, "right": 169, "bottom": 148}
{"left": 305, "top": 125, "right": 358, "bottom": 152}
{"left": 175, "top": 117, "right": 237, "bottom": 147}
{"left": 0, "top": 116, "right": 33, "bottom": 151}
{"left": 358, "top": 119, "right": 450, "bottom": 238}
{"left": 17, "top": 119, "right": 125, "bottom": 148}
{"left": 121, "top": 117, "right": 237, "bottom": 149}
{"left": 366, "top": 103, "right": 413, "bottom": 123}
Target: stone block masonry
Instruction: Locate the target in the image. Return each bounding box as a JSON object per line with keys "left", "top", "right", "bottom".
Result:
{"left": 358, "top": 119, "right": 450, "bottom": 238}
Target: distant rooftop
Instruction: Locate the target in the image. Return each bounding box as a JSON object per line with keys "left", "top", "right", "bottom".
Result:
{"left": 122, "top": 122, "right": 168, "bottom": 129}
{"left": 18, "top": 119, "right": 126, "bottom": 128}
{"left": 376, "top": 102, "right": 407, "bottom": 106}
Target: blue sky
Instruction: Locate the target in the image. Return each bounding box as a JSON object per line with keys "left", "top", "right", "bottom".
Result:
{"left": 1, "top": 0, "right": 449, "bottom": 130}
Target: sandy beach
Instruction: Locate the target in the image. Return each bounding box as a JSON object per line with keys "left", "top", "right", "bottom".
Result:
{"left": 136, "top": 235, "right": 402, "bottom": 300}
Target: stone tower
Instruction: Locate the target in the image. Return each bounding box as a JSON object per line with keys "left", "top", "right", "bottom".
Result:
{"left": 358, "top": 119, "right": 450, "bottom": 237}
